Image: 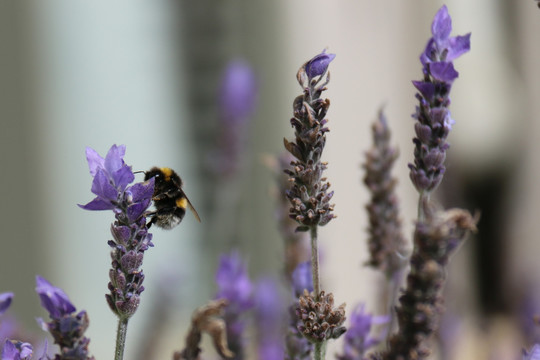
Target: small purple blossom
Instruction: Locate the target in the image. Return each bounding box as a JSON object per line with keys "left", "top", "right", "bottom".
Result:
{"left": 2, "top": 340, "right": 33, "bottom": 360}
{"left": 0, "top": 293, "right": 13, "bottom": 316}
{"left": 35, "top": 277, "right": 76, "bottom": 320}
{"left": 304, "top": 50, "right": 336, "bottom": 79}
{"left": 337, "top": 304, "right": 389, "bottom": 360}
{"left": 523, "top": 344, "right": 540, "bottom": 360}
{"left": 291, "top": 262, "right": 313, "bottom": 297}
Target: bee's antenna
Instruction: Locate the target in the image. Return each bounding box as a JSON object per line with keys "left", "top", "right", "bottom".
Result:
{"left": 133, "top": 170, "right": 145, "bottom": 175}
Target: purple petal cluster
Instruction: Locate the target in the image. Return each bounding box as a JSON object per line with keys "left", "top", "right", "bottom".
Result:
{"left": 211, "top": 60, "right": 258, "bottom": 177}
{"left": 408, "top": 5, "right": 471, "bottom": 194}
{"left": 35, "top": 276, "right": 93, "bottom": 360}
{"left": 523, "top": 344, "right": 540, "bottom": 360}
{"left": 291, "top": 262, "right": 313, "bottom": 298}
{"left": 214, "top": 252, "right": 253, "bottom": 359}
{"left": 80, "top": 145, "right": 154, "bottom": 319}
{"left": 2, "top": 340, "right": 34, "bottom": 360}
{"left": 0, "top": 293, "right": 13, "bottom": 316}
{"left": 337, "top": 304, "right": 389, "bottom": 360}
{"left": 253, "top": 279, "right": 285, "bottom": 360}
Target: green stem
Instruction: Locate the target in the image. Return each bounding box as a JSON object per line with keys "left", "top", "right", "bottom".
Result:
{"left": 314, "top": 341, "right": 327, "bottom": 360}
{"left": 310, "top": 226, "right": 321, "bottom": 300}
{"left": 115, "top": 317, "right": 129, "bottom": 360}
{"left": 417, "top": 191, "right": 430, "bottom": 222}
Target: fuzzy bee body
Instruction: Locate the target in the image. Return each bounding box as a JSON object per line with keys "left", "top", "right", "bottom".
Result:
{"left": 144, "top": 167, "right": 201, "bottom": 229}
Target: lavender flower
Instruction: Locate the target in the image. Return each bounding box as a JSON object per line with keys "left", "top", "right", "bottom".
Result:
{"left": 214, "top": 252, "right": 253, "bottom": 359}
{"left": 36, "top": 276, "right": 93, "bottom": 360}
{"left": 79, "top": 145, "right": 154, "bottom": 320}
{"left": 211, "top": 60, "right": 258, "bottom": 177}
{"left": 296, "top": 290, "right": 346, "bottom": 343}
{"left": 363, "top": 109, "right": 407, "bottom": 278}
{"left": 284, "top": 49, "right": 336, "bottom": 231}
{"left": 523, "top": 344, "right": 540, "bottom": 360}
{"left": 285, "top": 263, "right": 313, "bottom": 360}
{"left": 2, "top": 340, "right": 33, "bottom": 360}
{"left": 408, "top": 5, "right": 471, "bottom": 195}
{"left": 253, "top": 279, "right": 285, "bottom": 360}
{"left": 377, "top": 207, "right": 477, "bottom": 360}
{"left": 337, "top": 304, "right": 389, "bottom": 360}
{"left": 0, "top": 293, "right": 13, "bottom": 316}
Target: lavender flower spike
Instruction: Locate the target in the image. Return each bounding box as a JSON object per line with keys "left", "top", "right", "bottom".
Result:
{"left": 79, "top": 145, "right": 154, "bottom": 320}
{"left": 408, "top": 5, "right": 471, "bottom": 195}
{"left": 36, "top": 276, "right": 94, "bottom": 360}
{"left": 214, "top": 252, "right": 253, "bottom": 359}
{"left": 523, "top": 344, "right": 540, "bottom": 360}
{"left": 80, "top": 145, "right": 154, "bottom": 360}
{"left": 0, "top": 292, "right": 14, "bottom": 316}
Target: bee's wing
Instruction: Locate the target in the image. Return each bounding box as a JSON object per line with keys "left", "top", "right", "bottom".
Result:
{"left": 183, "top": 191, "right": 201, "bottom": 223}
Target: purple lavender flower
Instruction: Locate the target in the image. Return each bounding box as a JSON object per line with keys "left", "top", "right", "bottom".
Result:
{"left": 523, "top": 344, "right": 540, "bottom": 360}
{"left": 0, "top": 293, "right": 13, "bottom": 316}
{"left": 35, "top": 276, "right": 93, "bottom": 360}
{"left": 284, "top": 49, "right": 337, "bottom": 230}
{"left": 35, "top": 277, "right": 76, "bottom": 320}
{"left": 291, "top": 262, "right": 313, "bottom": 298}
{"left": 215, "top": 252, "right": 253, "bottom": 359}
{"left": 337, "top": 304, "right": 389, "bottom": 360}
{"left": 2, "top": 340, "right": 33, "bottom": 360}
{"left": 253, "top": 279, "right": 285, "bottom": 360}
{"left": 79, "top": 145, "right": 154, "bottom": 320}
{"left": 211, "top": 60, "right": 258, "bottom": 177}
{"left": 408, "top": 5, "right": 470, "bottom": 194}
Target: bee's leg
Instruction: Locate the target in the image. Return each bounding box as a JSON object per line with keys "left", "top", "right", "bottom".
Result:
{"left": 146, "top": 211, "right": 157, "bottom": 229}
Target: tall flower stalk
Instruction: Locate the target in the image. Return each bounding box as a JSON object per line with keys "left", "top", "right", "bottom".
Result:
{"left": 79, "top": 144, "right": 155, "bottom": 360}
{"left": 408, "top": 5, "right": 471, "bottom": 218}
{"left": 283, "top": 50, "right": 345, "bottom": 360}
{"left": 371, "top": 6, "right": 475, "bottom": 360}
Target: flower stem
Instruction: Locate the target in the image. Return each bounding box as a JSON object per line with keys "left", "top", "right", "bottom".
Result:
{"left": 314, "top": 341, "right": 327, "bottom": 360}
{"left": 310, "top": 226, "right": 321, "bottom": 300}
{"left": 115, "top": 317, "right": 129, "bottom": 360}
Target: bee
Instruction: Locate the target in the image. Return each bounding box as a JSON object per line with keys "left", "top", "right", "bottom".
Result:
{"left": 143, "top": 167, "right": 201, "bottom": 229}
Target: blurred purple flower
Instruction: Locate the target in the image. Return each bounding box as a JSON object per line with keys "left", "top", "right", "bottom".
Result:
{"left": 523, "top": 344, "right": 540, "bottom": 360}
{"left": 0, "top": 293, "right": 13, "bottom": 316}
{"left": 253, "top": 278, "right": 285, "bottom": 360}
{"left": 291, "top": 262, "right": 313, "bottom": 297}
{"left": 2, "top": 340, "right": 33, "bottom": 360}
{"left": 219, "top": 60, "right": 258, "bottom": 124}
{"left": 215, "top": 252, "right": 253, "bottom": 359}
{"left": 215, "top": 252, "right": 253, "bottom": 312}
{"left": 408, "top": 5, "right": 470, "bottom": 194}
{"left": 35, "top": 276, "right": 76, "bottom": 320}
{"left": 337, "top": 304, "right": 389, "bottom": 360}
{"left": 304, "top": 50, "right": 336, "bottom": 79}
{"left": 211, "top": 60, "right": 258, "bottom": 177}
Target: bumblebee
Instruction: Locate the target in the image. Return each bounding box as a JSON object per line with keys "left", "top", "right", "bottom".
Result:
{"left": 143, "top": 167, "right": 201, "bottom": 229}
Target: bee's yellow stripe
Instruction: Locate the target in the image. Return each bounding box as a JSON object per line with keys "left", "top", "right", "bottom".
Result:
{"left": 161, "top": 167, "right": 173, "bottom": 181}
{"left": 176, "top": 197, "right": 187, "bottom": 209}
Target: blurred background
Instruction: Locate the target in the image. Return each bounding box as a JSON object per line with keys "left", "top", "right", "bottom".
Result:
{"left": 0, "top": 0, "right": 539, "bottom": 359}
